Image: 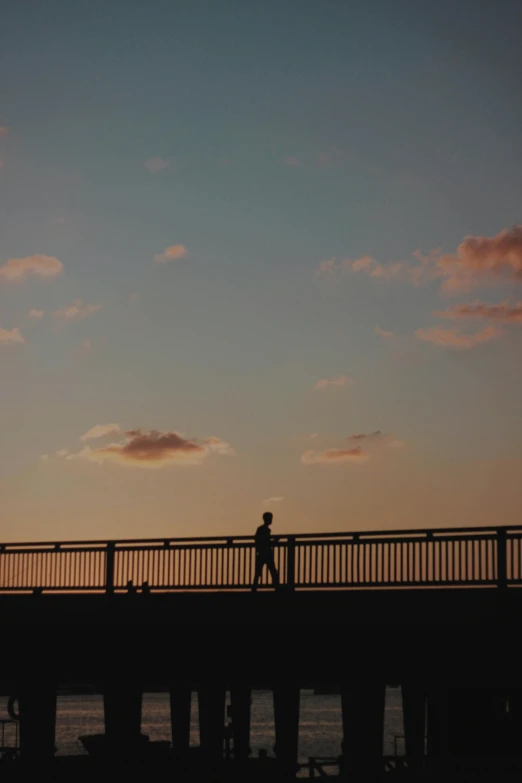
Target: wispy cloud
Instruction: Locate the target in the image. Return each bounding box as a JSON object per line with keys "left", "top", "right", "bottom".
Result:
{"left": 0, "top": 255, "right": 63, "bottom": 282}
{"left": 142, "top": 157, "right": 170, "bottom": 173}
{"left": 314, "top": 374, "right": 351, "bottom": 390}
{"left": 0, "top": 327, "right": 24, "bottom": 345}
{"left": 154, "top": 244, "right": 187, "bottom": 263}
{"left": 375, "top": 325, "right": 394, "bottom": 339}
{"left": 285, "top": 156, "right": 302, "bottom": 166}
{"left": 415, "top": 324, "right": 502, "bottom": 349}
{"left": 264, "top": 496, "right": 284, "bottom": 503}
{"left": 302, "top": 447, "right": 369, "bottom": 465}
{"left": 322, "top": 226, "right": 522, "bottom": 294}
{"left": 434, "top": 301, "right": 522, "bottom": 324}
{"left": 347, "top": 431, "right": 405, "bottom": 449}
{"left": 80, "top": 423, "right": 121, "bottom": 442}
{"left": 28, "top": 309, "right": 44, "bottom": 320}
{"left": 58, "top": 428, "right": 234, "bottom": 469}
{"left": 315, "top": 258, "right": 337, "bottom": 276}
{"left": 0, "top": 127, "right": 8, "bottom": 137}
{"left": 53, "top": 300, "right": 101, "bottom": 321}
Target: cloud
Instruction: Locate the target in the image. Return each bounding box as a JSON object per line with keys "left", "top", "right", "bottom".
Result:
{"left": 435, "top": 226, "right": 522, "bottom": 293}
{"left": 333, "top": 226, "right": 522, "bottom": 294}
{"left": 415, "top": 324, "right": 502, "bottom": 349}
{"left": 40, "top": 454, "right": 49, "bottom": 461}
{"left": 0, "top": 327, "right": 24, "bottom": 344}
{"left": 314, "top": 374, "right": 351, "bottom": 390}
{"left": 142, "top": 157, "right": 170, "bottom": 173}
{"left": 80, "top": 423, "right": 121, "bottom": 442}
{"left": 434, "top": 301, "right": 522, "bottom": 324}
{"left": 154, "top": 244, "right": 187, "bottom": 263}
{"left": 203, "top": 436, "right": 235, "bottom": 456}
{"left": 302, "top": 447, "right": 369, "bottom": 465}
{"left": 375, "top": 325, "right": 394, "bottom": 339}
{"left": 264, "top": 496, "right": 284, "bottom": 503}
{"left": 56, "top": 449, "right": 69, "bottom": 457}
{"left": 285, "top": 156, "right": 302, "bottom": 166}
{"left": 347, "top": 431, "right": 404, "bottom": 449}
{"left": 315, "top": 258, "right": 337, "bottom": 276}
{"left": 129, "top": 293, "right": 138, "bottom": 304}
{"left": 28, "top": 309, "right": 44, "bottom": 320}
{"left": 0, "top": 255, "right": 63, "bottom": 282}
{"left": 53, "top": 300, "right": 101, "bottom": 321}
{"left": 60, "top": 428, "right": 234, "bottom": 468}
{"left": 0, "top": 126, "right": 8, "bottom": 136}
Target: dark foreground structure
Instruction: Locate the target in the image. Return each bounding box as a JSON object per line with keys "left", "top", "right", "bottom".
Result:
{"left": 2, "top": 524, "right": 522, "bottom": 780}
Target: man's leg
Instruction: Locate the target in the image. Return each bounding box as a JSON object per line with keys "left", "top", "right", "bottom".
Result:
{"left": 268, "top": 559, "right": 280, "bottom": 587}
{"left": 252, "top": 556, "right": 263, "bottom": 591}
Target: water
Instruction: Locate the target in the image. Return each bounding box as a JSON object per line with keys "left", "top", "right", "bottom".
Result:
{"left": 1, "top": 688, "right": 405, "bottom": 763}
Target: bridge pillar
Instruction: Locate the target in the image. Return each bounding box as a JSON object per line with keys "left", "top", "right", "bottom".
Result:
{"left": 170, "top": 684, "right": 192, "bottom": 758}
{"left": 426, "top": 686, "right": 449, "bottom": 756}
{"left": 230, "top": 684, "right": 251, "bottom": 760}
{"left": 103, "top": 681, "right": 143, "bottom": 757}
{"left": 273, "top": 683, "right": 300, "bottom": 776}
{"left": 198, "top": 683, "right": 226, "bottom": 762}
{"left": 18, "top": 682, "right": 57, "bottom": 762}
{"left": 341, "top": 681, "right": 385, "bottom": 780}
{"left": 402, "top": 685, "right": 426, "bottom": 759}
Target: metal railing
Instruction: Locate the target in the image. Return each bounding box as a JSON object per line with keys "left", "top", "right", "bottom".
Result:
{"left": 0, "top": 525, "right": 521, "bottom": 594}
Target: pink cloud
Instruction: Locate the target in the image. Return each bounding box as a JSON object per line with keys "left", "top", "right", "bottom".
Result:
{"left": 80, "top": 423, "right": 121, "bottom": 442}
{"left": 375, "top": 325, "right": 394, "bottom": 339}
{"left": 314, "top": 374, "right": 351, "bottom": 390}
{"left": 0, "top": 255, "right": 63, "bottom": 282}
{"left": 0, "top": 326, "right": 24, "bottom": 345}
{"left": 434, "top": 301, "right": 522, "bottom": 324}
{"left": 142, "top": 157, "right": 170, "bottom": 173}
{"left": 347, "top": 431, "right": 405, "bottom": 449}
{"left": 285, "top": 156, "right": 302, "bottom": 166}
{"left": 0, "top": 127, "right": 8, "bottom": 136}
{"left": 61, "top": 428, "right": 234, "bottom": 469}
{"left": 415, "top": 324, "right": 502, "bottom": 349}
{"left": 315, "top": 258, "right": 337, "bottom": 276}
{"left": 53, "top": 300, "right": 101, "bottom": 321}
{"left": 264, "top": 496, "right": 284, "bottom": 503}
{"left": 154, "top": 244, "right": 187, "bottom": 263}
{"left": 302, "top": 447, "right": 369, "bottom": 465}
{"left": 28, "top": 309, "right": 44, "bottom": 320}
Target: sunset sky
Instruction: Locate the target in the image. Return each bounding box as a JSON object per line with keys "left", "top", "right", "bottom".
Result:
{"left": 1, "top": 0, "right": 521, "bottom": 543}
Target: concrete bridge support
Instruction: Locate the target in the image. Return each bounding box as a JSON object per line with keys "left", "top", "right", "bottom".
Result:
{"left": 169, "top": 683, "right": 192, "bottom": 758}
{"left": 273, "top": 682, "right": 300, "bottom": 776}
{"left": 341, "top": 682, "right": 385, "bottom": 780}
{"left": 103, "top": 680, "right": 143, "bottom": 757}
{"left": 18, "top": 682, "right": 57, "bottom": 762}
{"left": 230, "top": 684, "right": 251, "bottom": 760}
{"left": 198, "top": 683, "right": 226, "bottom": 762}
{"left": 401, "top": 685, "right": 426, "bottom": 758}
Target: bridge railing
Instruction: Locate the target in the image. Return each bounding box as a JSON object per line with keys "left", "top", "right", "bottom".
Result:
{"left": 0, "top": 526, "right": 521, "bottom": 593}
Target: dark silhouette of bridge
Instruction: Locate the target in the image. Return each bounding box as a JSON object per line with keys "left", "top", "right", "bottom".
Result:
{"left": 1, "top": 524, "right": 522, "bottom": 779}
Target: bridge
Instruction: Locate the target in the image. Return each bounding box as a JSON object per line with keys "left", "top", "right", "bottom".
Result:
{"left": 1, "top": 523, "right": 520, "bottom": 593}
{"left": 1, "top": 524, "right": 522, "bottom": 777}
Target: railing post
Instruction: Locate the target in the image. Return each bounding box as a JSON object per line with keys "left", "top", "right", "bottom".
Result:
{"left": 106, "top": 542, "right": 115, "bottom": 594}
{"left": 497, "top": 529, "right": 507, "bottom": 588}
{"left": 287, "top": 537, "right": 296, "bottom": 591}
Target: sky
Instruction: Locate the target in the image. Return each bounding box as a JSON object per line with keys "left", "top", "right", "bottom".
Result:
{"left": 1, "top": 0, "right": 521, "bottom": 543}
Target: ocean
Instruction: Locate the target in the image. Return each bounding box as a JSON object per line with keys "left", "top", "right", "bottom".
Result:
{"left": 2, "top": 688, "right": 405, "bottom": 762}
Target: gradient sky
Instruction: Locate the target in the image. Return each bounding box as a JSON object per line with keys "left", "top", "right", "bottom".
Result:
{"left": 1, "top": 0, "right": 521, "bottom": 543}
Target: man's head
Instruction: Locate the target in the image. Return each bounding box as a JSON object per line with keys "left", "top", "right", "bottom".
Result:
{"left": 262, "top": 511, "right": 273, "bottom": 527}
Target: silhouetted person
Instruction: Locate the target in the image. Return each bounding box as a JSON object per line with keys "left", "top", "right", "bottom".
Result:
{"left": 252, "top": 512, "right": 279, "bottom": 590}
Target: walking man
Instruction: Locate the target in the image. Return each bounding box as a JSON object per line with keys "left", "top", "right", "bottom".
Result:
{"left": 252, "top": 512, "right": 280, "bottom": 591}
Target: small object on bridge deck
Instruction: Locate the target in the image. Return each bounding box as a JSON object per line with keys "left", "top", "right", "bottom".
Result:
{"left": 141, "top": 581, "right": 151, "bottom": 595}
{"left": 126, "top": 580, "right": 136, "bottom": 594}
